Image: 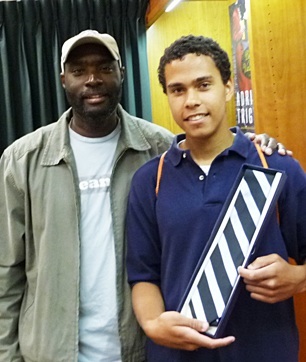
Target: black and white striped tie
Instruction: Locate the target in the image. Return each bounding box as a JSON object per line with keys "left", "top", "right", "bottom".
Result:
{"left": 179, "top": 165, "right": 286, "bottom": 337}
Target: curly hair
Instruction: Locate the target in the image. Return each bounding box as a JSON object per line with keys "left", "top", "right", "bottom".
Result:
{"left": 158, "top": 35, "right": 231, "bottom": 94}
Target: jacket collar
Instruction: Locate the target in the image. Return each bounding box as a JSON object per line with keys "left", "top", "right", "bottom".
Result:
{"left": 41, "top": 105, "right": 153, "bottom": 166}
{"left": 41, "top": 108, "right": 73, "bottom": 166}
{"left": 115, "top": 105, "right": 156, "bottom": 154}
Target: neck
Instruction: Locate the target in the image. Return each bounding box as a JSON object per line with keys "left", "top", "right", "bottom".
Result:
{"left": 181, "top": 129, "right": 235, "bottom": 166}
{"left": 70, "top": 113, "right": 118, "bottom": 138}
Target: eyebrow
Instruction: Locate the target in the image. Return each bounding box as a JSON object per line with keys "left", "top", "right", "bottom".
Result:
{"left": 195, "top": 76, "right": 213, "bottom": 83}
{"left": 167, "top": 75, "right": 214, "bottom": 90}
{"left": 69, "top": 59, "right": 113, "bottom": 65}
{"left": 167, "top": 82, "right": 183, "bottom": 91}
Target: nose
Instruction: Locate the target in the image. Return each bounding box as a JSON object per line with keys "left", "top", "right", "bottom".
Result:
{"left": 185, "top": 89, "right": 201, "bottom": 108}
{"left": 86, "top": 72, "right": 103, "bottom": 85}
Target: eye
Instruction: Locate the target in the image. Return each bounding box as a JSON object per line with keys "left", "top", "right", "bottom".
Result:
{"left": 71, "top": 68, "right": 85, "bottom": 76}
{"left": 199, "top": 81, "right": 210, "bottom": 90}
{"left": 169, "top": 87, "right": 184, "bottom": 95}
{"left": 98, "top": 64, "right": 114, "bottom": 73}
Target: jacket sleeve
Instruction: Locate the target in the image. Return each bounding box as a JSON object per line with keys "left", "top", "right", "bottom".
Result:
{"left": 0, "top": 152, "right": 26, "bottom": 361}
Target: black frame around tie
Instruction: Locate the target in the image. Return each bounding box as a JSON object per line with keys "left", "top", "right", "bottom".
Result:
{"left": 178, "top": 164, "right": 287, "bottom": 338}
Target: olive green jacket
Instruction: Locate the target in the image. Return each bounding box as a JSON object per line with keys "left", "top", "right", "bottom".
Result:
{"left": 0, "top": 106, "right": 173, "bottom": 362}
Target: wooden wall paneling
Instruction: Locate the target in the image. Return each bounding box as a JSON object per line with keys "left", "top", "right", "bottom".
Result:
{"left": 249, "top": 1, "right": 306, "bottom": 360}
{"left": 146, "top": 0, "right": 230, "bottom": 27}
{"left": 146, "top": 0, "right": 170, "bottom": 28}
{"left": 147, "top": 1, "right": 235, "bottom": 134}
{"left": 249, "top": 0, "right": 306, "bottom": 169}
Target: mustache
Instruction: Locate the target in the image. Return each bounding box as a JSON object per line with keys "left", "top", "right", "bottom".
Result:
{"left": 80, "top": 89, "right": 107, "bottom": 98}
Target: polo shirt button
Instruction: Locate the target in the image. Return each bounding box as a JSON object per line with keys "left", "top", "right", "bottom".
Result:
{"left": 183, "top": 153, "right": 187, "bottom": 158}
{"left": 199, "top": 175, "right": 205, "bottom": 181}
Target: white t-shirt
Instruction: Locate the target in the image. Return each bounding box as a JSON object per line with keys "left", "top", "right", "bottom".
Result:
{"left": 200, "top": 164, "right": 211, "bottom": 175}
{"left": 70, "top": 123, "right": 122, "bottom": 362}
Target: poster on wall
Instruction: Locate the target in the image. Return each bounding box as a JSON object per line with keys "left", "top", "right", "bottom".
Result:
{"left": 229, "top": 0, "right": 254, "bottom": 132}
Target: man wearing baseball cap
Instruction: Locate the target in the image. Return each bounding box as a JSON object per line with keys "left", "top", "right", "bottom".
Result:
{"left": 0, "top": 29, "right": 288, "bottom": 362}
{"left": 0, "top": 29, "right": 173, "bottom": 362}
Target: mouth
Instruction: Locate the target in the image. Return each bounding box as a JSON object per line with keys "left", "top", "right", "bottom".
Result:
{"left": 83, "top": 93, "right": 107, "bottom": 104}
{"left": 184, "top": 113, "right": 209, "bottom": 122}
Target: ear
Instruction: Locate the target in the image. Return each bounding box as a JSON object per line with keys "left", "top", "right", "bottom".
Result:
{"left": 120, "top": 66, "right": 125, "bottom": 83}
{"left": 60, "top": 73, "right": 66, "bottom": 89}
{"left": 225, "top": 78, "right": 234, "bottom": 102}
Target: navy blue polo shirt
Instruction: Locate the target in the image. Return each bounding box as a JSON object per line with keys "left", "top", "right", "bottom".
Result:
{"left": 127, "top": 127, "right": 306, "bottom": 362}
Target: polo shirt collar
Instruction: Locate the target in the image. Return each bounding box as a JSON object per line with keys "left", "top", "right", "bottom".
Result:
{"left": 167, "top": 126, "right": 250, "bottom": 166}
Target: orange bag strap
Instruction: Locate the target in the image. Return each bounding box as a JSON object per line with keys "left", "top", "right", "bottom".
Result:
{"left": 254, "top": 143, "right": 268, "bottom": 168}
{"left": 255, "top": 143, "right": 280, "bottom": 222}
{"left": 155, "top": 151, "right": 167, "bottom": 196}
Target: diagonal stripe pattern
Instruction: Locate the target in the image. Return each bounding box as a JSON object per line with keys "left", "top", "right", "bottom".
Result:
{"left": 180, "top": 167, "right": 283, "bottom": 335}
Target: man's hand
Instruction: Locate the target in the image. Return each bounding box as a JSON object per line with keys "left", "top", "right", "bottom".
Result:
{"left": 144, "top": 311, "right": 235, "bottom": 351}
{"left": 245, "top": 132, "right": 293, "bottom": 156}
{"left": 132, "top": 282, "right": 235, "bottom": 352}
{"left": 238, "top": 254, "right": 306, "bottom": 303}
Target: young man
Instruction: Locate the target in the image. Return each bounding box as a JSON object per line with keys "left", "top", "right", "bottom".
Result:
{"left": 127, "top": 35, "right": 306, "bottom": 362}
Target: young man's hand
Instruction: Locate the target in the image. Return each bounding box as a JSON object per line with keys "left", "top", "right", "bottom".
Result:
{"left": 239, "top": 254, "right": 306, "bottom": 303}
{"left": 132, "top": 282, "right": 235, "bottom": 351}
{"left": 144, "top": 311, "right": 235, "bottom": 351}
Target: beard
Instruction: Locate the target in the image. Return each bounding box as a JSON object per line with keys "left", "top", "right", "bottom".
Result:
{"left": 65, "top": 86, "right": 122, "bottom": 124}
